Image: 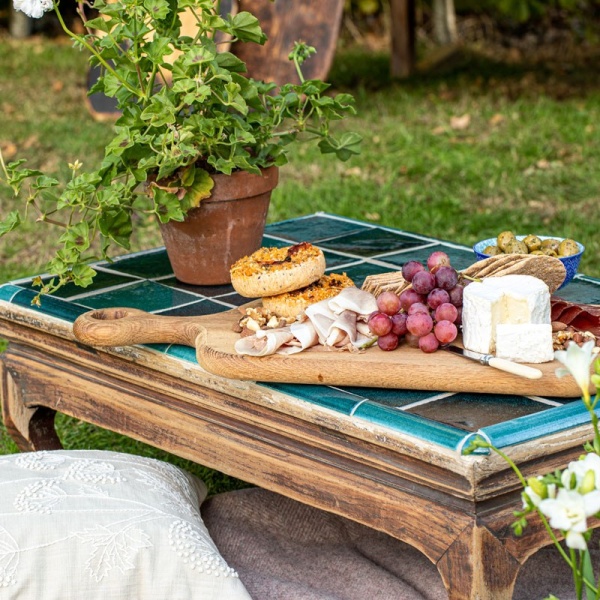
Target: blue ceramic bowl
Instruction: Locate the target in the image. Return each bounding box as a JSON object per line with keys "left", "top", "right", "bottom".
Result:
{"left": 473, "top": 236, "right": 585, "bottom": 289}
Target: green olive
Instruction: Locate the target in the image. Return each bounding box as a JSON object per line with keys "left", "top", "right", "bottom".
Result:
{"left": 540, "top": 238, "right": 560, "bottom": 253}
{"left": 558, "top": 239, "right": 580, "bottom": 257}
{"left": 523, "top": 234, "right": 542, "bottom": 252}
{"left": 497, "top": 231, "right": 516, "bottom": 252}
{"left": 530, "top": 250, "right": 545, "bottom": 255}
{"left": 483, "top": 245, "right": 503, "bottom": 256}
{"left": 504, "top": 239, "right": 529, "bottom": 254}
{"left": 541, "top": 248, "right": 558, "bottom": 257}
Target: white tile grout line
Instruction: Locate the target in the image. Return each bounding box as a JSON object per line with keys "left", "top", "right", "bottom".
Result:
{"left": 398, "top": 392, "right": 456, "bottom": 410}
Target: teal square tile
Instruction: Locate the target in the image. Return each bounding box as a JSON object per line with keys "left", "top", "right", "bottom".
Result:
{"left": 99, "top": 248, "right": 174, "bottom": 279}
{"left": 79, "top": 281, "right": 199, "bottom": 312}
{"left": 318, "top": 228, "right": 427, "bottom": 257}
{"left": 19, "top": 269, "right": 139, "bottom": 299}
{"left": 380, "top": 244, "right": 476, "bottom": 273}
{"left": 262, "top": 383, "right": 363, "bottom": 415}
{"left": 353, "top": 402, "right": 466, "bottom": 450}
{"left": 160, "top": 299, "right": 235, "bottom": 316}
{"left": 341, "top": 262, "right": 394, "bottom": 288}
{"left": 260, "top": 236, "right": 293, "bottom": 248}
{"left": 0, "top": 284, "right": 24, "bottom": 302}
{"left": 340, "top": 387, "right": 450, "bottom": 408}
{"left": 322, "top": 250, "right": 360, "bottom": 270}
{"left": 2, "top": 288, "right": 88, "bottom": 323}
{"left": 481, "top": 400, "right": 597, "bottom": 449}
{"left": 265, "top": 214, "right": 370, "bottom": 242}
{"left": 554, "top": 277, "right": 600, "bottom": 304}
{"left": 159, "top": 276, "right": 233, "bottom": 297}
{"left": 165, "top": 344, "right": 198, "bottom": 363}
{"left": 405, "top": 393, "right": 550, "bottom": 432}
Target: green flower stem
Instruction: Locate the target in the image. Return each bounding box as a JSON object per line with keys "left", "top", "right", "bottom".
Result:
{"left": 292, "top": 54, "right": 305, "bottom": 84}
{"left": 53, "top": 2, "right": 143, "bottom": 99}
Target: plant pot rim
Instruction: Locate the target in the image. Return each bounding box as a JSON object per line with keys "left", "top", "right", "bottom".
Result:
{"left": 204, "top": 165, "right": 279, "bottom": 204}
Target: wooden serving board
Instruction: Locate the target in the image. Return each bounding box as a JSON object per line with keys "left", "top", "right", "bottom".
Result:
{"left": 73, "top": 306, "right": 590, "bottom": 398}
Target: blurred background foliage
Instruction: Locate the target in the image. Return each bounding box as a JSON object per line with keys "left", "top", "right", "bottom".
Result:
{"left": 1, "top": 0, "right": 599, "bottom": 38}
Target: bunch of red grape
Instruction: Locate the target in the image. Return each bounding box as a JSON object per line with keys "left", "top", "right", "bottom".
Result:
{"left": 367, "top": 251, "right": 464, "bottom": 353}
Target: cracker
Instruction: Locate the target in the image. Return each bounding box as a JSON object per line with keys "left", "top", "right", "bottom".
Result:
{"left": 461, "top": 255, "right": 519, "bottom": 279}
{"left": 361, "top": 271, "right": 410, "bottom": 296}
{"left": 486, "top": 255, "right": 566, "bottom": 293}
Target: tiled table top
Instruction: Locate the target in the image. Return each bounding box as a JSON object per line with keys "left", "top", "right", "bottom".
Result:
{"left": 1, "top": 213, "right": 598, "bottom": 454}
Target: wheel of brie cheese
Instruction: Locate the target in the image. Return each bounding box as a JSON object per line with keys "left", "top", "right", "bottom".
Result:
{"left": 461, "top": 274, "right": 554, "bottom": 363}
{"left": 262, "top": 273, "right": 355, "bottom": 318}
{"left": 230, "top": 242, "right": 326, "bottom": 298}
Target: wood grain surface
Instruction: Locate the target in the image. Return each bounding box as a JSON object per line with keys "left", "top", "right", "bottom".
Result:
{"left": 73, "top": 306, "right": 588, "bottom": 397}
{"left": 233, "top": 0, "right": 344, "bottom": 84}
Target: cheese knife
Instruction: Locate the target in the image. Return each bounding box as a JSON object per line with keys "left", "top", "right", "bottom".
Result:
{"left": 442, "top": 345, "right": 543, "bottom": 380}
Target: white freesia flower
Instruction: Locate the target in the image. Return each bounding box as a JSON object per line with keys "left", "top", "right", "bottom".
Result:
{"left": 539, "top": 488, "right": 600, "bottom": 549}
{"left": 523, "top": 478, "right": 556, "bottom": 508}
{"left": 561, "top": 453, "right": 600, "bottom": 492}
{"left": 13, "top": 0, "right": 53, "bottom": 19}
{"left": 555, "top": 340, "right": 596, "bottom": 397}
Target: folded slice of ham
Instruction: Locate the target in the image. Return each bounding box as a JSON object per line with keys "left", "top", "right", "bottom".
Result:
{"left": 236, "top": 287, "right": 378, "bottom": 356}
{"left": 234, "top": 328, "right": 296, "bottom": 356}
{"left": 277, "top": 321, "right": 320, "bottom": 355}
{"left": 328, "top": 287, "right": 378, "bottom": 317}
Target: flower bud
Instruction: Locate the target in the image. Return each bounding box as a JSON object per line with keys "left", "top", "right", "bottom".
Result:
{"left": 527, "top": 476, "right": 546, "bottom": 499}
{"left": 580, "top": 470, "right": 596, "bottom": 494}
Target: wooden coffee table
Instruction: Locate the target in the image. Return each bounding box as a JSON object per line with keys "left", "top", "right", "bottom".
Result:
{"left": 1, "top": 213, "right": 599, "bottom": 599}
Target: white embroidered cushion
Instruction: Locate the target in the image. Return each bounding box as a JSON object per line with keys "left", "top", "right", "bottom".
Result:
{"left": 0, "top": 449, "right": 252, "bottom": 600}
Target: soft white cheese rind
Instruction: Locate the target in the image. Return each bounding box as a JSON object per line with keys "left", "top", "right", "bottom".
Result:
{"left": 495, "top": 323, "right": 554, "bottom": 363}
{"left": 462, "top": 275, "right": 551, "bottom": 355}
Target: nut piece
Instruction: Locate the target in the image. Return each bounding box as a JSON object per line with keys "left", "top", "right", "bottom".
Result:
{"left": 234, "top": 305, "right": 296, "bottom": 336}
{"left": 552, "top": 326, "right": 599, "bottom": 351}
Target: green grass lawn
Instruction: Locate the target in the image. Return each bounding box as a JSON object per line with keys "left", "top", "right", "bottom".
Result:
{"left": 1, "top": 33, "right": 600, "bottom": 492}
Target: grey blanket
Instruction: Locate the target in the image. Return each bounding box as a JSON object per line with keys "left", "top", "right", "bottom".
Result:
{"left": 202, "top": 487, "right": 594, "bottom": 600}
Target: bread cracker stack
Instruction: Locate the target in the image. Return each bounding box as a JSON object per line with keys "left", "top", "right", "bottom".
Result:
{"left": 230, "top": 242, "right": 355, "bottom": 319}
{"left": 460, "top": 254, "right": 566, "bottom": 294}
{"left": 361, "top": 254, "right": 566, "bottom": 297}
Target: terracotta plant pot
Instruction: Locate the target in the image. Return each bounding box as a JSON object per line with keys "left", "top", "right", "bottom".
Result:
{"left": 159, "top": 166, "right": 279, "bottom": 286}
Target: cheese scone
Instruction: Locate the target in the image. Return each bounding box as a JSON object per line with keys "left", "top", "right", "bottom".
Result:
{"left": 230, "top": 242, "right": 326, "bottom": 298}
{"left": 262, "top": 273, "right": 355, "bottom": 318}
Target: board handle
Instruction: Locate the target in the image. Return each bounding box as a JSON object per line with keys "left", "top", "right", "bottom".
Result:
{"left": 73, "top": 308, "right": 204, "bottom": 348}
{"left": 487, "top": 357, "right": 543, "bottom": 380}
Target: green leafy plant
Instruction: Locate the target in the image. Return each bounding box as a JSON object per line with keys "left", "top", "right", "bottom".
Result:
{"left": 0, "top": 0, "right": 361, "bottom": 302}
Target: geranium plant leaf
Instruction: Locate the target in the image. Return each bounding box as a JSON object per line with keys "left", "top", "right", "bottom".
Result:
{"left": 0, "top": 211, "right": 21, "bottom": 237}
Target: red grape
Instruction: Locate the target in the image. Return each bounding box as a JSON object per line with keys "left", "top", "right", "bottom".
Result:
{"left": 411, "top": 270, "right": 436, "bottom": 295}
{"left": 419, "top": 333, "right": 440, "bottom": 353}
{"left": 377, "top": 291, "right": 402, "bottom": 316}
{"left": 399, "top": 288, "right": 426, "bottom": 312}
{"left": 427, "top": 288, "right": 450, "bottom": 310}
{"left": 401, "top": 260, "right": 425, "bottom": 282}
{"left": 368, "top": 312, "right": 393, "bottom": 336}
{"left": 435, "top": 302, "right": 459, "bottom": 323}
{"left": 377, "top": 332, "right": 399, "bottom": 351}
{"left": 434, "top": 266, "right": 459, "bottom": 290}
{"left": 434, "top": 320, "right": 458, "bottom": 344}
{"left": 427, "top": 251, "right": 451, "bottom": 274}
{"left": 448, "top": 284, "right": 464, "bottom": 307}
{"left": 455, "top": 306, "right": 463, "bottom": 326}
{"left": 391, "top": 312, "right": 408, "bottom": 336}
{"left": 407, "top": 302, "right": 430, "bottom": 316}
{"left": 405, "top": 332, "right": 421, "bottom": 348}
{"left": 406, "top": 312, "right": 433, "bottom": 337}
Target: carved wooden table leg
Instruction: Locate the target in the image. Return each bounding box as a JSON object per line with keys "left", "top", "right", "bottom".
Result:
{"left": 1, "top": 358, "right": 62, "bottom": 452}
{"left": 436, "top": 522, "right": 522, "bottom": 600}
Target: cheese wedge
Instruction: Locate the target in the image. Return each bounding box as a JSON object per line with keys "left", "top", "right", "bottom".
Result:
{"left": 496, "top": 323, "right": 554, "bottom": 363}
{"left": 462, "top": 275, "right": 551, "bottom": 357}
